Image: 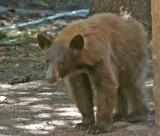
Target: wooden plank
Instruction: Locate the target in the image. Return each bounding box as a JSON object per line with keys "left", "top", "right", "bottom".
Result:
{"left": 151, "top": 0, "right": 160, "bottom": 126}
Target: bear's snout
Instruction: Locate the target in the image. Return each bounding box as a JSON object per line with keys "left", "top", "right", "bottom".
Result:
{"left": 46, "top": 69, "right": 62, "bottom": 84}
{"left": 46, "top": 78, "right": 55, "bottom": 84}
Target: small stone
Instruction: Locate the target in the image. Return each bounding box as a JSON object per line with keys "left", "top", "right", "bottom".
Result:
{"left": 146, "top": 115, "right": 155, "bottom": 123}
{"left": 0, "top": 96, "right": 7, "bottom": 103}
{"left": 126, "top": 125, "right": 149, "bottom": 132}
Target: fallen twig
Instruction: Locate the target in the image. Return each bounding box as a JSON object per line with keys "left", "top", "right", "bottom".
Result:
{"left": 0, "top": 41, "right": 24, "bottom": 46}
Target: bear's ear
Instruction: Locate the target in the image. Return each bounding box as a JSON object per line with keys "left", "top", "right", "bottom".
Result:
{"left": 69, "top": 34, "right": 84, "bottom": 51}
{"left": 37, "top": 34, "right": 52, "bottom": 52}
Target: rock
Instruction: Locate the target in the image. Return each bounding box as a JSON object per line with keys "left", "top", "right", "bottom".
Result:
{"left": 126, "top": 125, "right": 149, "bottom": 132}
{"left": 8, "top": 76, "right": 30, "bottom": 85}
{"left": 112, "top": 121, "right": 131, "bottom": 130}
{"left": 0, "top": 96, "right": 7, "bottom": 103}
{"left": 146, "top": 115, "right": 155, "bottom": 124}
{"left": 126, "top": 125, "right": 153, "bottom": 136}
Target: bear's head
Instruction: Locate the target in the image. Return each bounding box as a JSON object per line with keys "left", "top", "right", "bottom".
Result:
{"left": 37, "top": 34, "right": 84, "bottom": 84}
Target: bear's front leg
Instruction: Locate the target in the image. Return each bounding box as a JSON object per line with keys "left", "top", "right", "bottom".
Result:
{"left": 88, "top": 67, "right": 118, "bottom": 135}
{"left": 66, "top": 73, "right": 95, "bottom": 131}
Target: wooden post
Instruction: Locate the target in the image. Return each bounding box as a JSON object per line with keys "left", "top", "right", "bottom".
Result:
{"left": 151, "top": 0, "right": 160, "bottom": 125}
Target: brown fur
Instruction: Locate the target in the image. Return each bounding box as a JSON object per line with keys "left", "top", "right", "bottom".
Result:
{"left": 37, "top": 13, "right": 149, "bottom": 135}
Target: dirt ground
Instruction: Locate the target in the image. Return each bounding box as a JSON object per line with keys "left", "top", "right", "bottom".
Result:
{"left": 0, "top": 1, "right": 159, "bottom": 136}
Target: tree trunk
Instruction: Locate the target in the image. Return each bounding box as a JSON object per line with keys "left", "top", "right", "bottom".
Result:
{"left": 151, "top": 0, "right": 160, "bottom": 126}
{"left": 89, "top": 0, "right": 152, "bottom": 40}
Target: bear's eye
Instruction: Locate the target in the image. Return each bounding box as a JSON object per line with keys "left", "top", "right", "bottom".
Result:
{"left": 58, "top": 60, "right": 65, "bottom": 66}
{"left": 45, "top": 59, "right": 51, "bottom": 64}
{"left": 44, "top": 59, "right": 51, "bottom": 69}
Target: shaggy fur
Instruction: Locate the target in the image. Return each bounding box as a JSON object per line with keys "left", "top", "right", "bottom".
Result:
{"left": 37, "top": 13, "right": 149, "bottom": 135}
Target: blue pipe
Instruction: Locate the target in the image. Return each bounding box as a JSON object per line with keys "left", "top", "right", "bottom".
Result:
{"left": 0, "top": 9, "right": 89, "bottom": 31}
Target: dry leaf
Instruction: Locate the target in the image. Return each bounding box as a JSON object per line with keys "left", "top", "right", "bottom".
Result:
{"left": 0, "top": 65, "right": 9, "bottom": 69}
{"left": 30, "top": 12, "right": 38, "bottom": 17}
{"left": 20, "top": 52, "right": 29, "bottom": 58}
{"left": 17, "top": 38, "right": 27, "bottom": 41}
{"left": 0, "top": 96, "right": 7, "bottom": 103}
{"left": 0, "top": 47, "right": 10, "bottom": 52}
{"left": 40, "top": 3, "right": 48, "bottom": 7}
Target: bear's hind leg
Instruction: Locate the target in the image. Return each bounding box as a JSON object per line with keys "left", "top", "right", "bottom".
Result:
{"left": 113, "top": 87, "right": 128, "bottom": 123}
{"left": 121, "top": 80, "right": 149, "bottom": 123}
{"left": 121, "top": 53, "right": 149, "bottom": 123}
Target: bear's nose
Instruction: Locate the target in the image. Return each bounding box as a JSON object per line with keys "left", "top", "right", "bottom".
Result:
{"left": 46, "top": 78, "right": 54, "bottom": 84}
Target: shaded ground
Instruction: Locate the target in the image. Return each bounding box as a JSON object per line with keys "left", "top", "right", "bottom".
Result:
{"left": 0, "top": 0, "right": 89, "bottom": 11}
{"left": 0, "top": 1, "right": 159, "bottom": 136}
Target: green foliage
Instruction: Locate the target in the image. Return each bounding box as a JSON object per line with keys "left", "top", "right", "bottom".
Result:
{"left": 0, "top": 31, "right": 28, "bottom": 41}
{"left": 56, "top": 0, "right": 89, "bottom": 8}
{"left": 68, "top": 0, "right": 77, "bottom": 3}
{"left": 33, "top": 0, "right": 45, "bottom": 4}
{"left": 56, "top": 0, "right": 80, "bottom": 7}
{"left": 0, "top": 31, "right": 7, "bottom": 39}
{"left": 56, "top": 0, "right": 64, "bottom": 7}
{"left": 24, "top": 45, "right": 32, "bottom": 52}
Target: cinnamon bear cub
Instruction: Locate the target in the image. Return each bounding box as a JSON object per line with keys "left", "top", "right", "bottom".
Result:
{"left": 37, "top": 13, "right": 149, "bottom": 135}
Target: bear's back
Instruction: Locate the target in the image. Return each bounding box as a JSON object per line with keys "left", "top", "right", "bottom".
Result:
{"left": 54, "top": 13, "right": 147, "bottom": 68}
{"left": 55, "top": 13, "right": 146, "bottom": 50}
